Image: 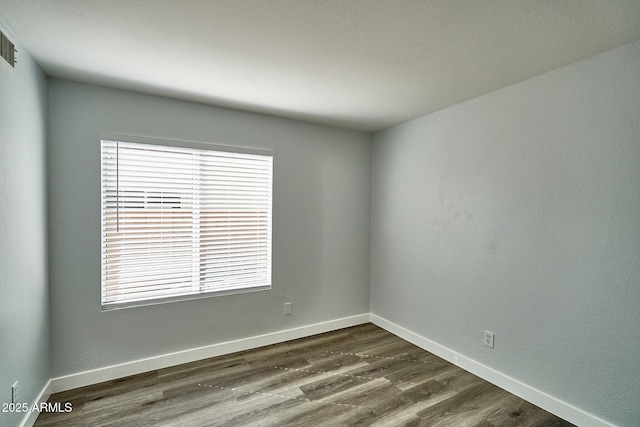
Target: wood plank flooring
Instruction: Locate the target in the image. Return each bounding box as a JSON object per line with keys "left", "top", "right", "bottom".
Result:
{"left": 34, "top": 324, "right": 575, "bottom": 426}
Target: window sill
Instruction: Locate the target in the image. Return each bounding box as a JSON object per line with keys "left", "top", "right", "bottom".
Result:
{"left": 101, "top": 284, "right": 271, "bottom": 311}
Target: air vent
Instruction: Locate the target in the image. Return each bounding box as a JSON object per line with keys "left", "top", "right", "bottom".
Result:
{"left": 0, "top": 30, "right": 16, "bottom": 67}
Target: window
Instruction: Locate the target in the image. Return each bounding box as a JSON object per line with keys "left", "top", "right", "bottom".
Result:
{"left": 100, "top": 139, "right": 273, "bottom": 309}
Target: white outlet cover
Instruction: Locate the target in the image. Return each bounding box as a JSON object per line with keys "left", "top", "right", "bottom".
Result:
{"left": 484, "top": 330, "right": 495, "bottom": 348}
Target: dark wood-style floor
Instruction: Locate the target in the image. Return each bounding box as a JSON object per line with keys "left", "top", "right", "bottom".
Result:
{"left": 35, "top": 324, "right": 575, "bottom": 427}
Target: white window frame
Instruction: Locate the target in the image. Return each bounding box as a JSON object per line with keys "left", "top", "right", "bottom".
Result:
{"left": 100, "top": 136, "right": 273, "bottom": 310}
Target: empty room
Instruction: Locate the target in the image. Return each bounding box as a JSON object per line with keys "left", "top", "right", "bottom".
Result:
{"left": 1, "top": 1, "right": 639, "bottom": 426}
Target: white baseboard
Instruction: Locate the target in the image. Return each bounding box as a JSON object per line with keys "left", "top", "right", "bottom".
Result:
{"left": 20, "top": 379, "right": 52, "bottom": 427}
{"left": 51, "top": 313, "right": 370, "bottom": 393}
{"left": 370, "top": 313, "right": 615, "bottom": 427}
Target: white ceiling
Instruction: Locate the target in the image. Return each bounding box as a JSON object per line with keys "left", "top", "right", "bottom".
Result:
{"left": 1, "top": 1, "right": 640, "bottom": 132}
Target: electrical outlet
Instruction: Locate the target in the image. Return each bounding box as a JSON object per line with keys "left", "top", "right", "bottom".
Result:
{"left": 484, "top": 330, "right": 495, "bottom": 349}
{"left": 284, "top": 302, "right": 292, "bottom": 315}
{"left": 11, "top": 381, "right": 18, "bottom": 403}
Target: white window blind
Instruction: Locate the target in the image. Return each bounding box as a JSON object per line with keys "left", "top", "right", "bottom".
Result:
{"left": 101, "top": 139, "right": 272, "bottom": 309}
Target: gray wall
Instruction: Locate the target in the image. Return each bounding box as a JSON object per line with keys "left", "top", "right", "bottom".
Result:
{"left": 0, "top": 25, "right": 50, "bottom": 427}
{"left": 371, "top": 40, "right": 640, "bottom": 426}
{"left": 47, "top": 79, "right": 371, "bottom": 377}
